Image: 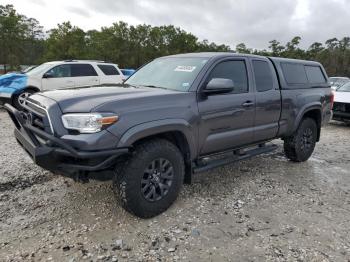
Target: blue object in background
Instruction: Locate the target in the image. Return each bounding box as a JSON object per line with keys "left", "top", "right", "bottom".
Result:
{"left": 121, "top": 69, "right": 136, "bottom": 77}
{"left": 0, "top": 73, "right": 27, "bottom": 100}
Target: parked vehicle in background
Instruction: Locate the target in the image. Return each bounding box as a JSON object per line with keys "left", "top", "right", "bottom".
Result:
{"left": 2, "top": 65, "right": 37, "bottom": 75}
{"left": 329, "top": 77, "right": 350, "bottom": 90}
{"left": 21, "top": 65, "right": 37, "bottom": 73}
{"left": 120, "top": 69, "right": 136, "bottom": 80}
{"left": 333, "top": 82, "right": 350, "bottom": 122}
{"left": 5, "top": 52, "right": 332, "bottom": 218}
{"left": 0, "top": 60, "right": 124, "bottom": 109}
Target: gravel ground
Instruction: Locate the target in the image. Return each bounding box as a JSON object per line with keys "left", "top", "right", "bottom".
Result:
{"left": 0, "top": 108, "right": 350, "bottom": 262}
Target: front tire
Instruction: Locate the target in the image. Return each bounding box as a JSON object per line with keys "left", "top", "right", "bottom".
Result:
{"left": 284, "top": 118, "right": 317, "bottom": 162}
{"left": 113, "top": 139, "right": 185, "bottom": 218}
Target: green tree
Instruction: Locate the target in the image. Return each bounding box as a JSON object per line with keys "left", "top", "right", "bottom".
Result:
{"left": 268, "top": 40, "right": 285, "bottom": 56}
{"left": 44, "top": 22, "right": 87, "bottom": 60}
{"left": 235, "top": 43, "right": 252, "bottom": 54}
{"left": 0, "top": 5, "right": 31, "bottom": 71}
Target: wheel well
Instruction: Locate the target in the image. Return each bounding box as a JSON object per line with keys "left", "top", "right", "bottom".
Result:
{"left": 25, "top": 86, "right": 40, "bottom": 93}
{"left": 303, "top": 109, "right": 321, "bottom": 141}
{"left": 13, "top": 86, "right": 40, "bottom": 97}
{"left": 132, "top": 131, "right": 193, "bottom": 184}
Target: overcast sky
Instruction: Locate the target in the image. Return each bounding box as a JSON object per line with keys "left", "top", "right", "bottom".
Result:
{"left": 2, "top": 0, "right": 350, "bottom": 49}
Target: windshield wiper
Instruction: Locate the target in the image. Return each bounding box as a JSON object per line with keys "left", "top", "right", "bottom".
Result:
{"left": 142, "top": 85, "right": 168, "bottom": 90}
{"left": 123, "top": 83, "right": 142, "bottom": 89}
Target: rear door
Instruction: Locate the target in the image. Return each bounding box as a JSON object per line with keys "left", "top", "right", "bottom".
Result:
{"left": 71, "top": 64, "right": 100, "bottom": 87}
{"left": 97, "top": 64, "right": 124, "bottom": 84}
{"left": 251, "top": 59, "right": 281, "bottom": 142}
{"left": 197, "top": 58, "right": 256, "bottom": 155}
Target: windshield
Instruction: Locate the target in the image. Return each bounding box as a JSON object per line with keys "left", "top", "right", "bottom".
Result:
{"left": 337, "top": 82, "right": 350, "bottom": 92}
{"left": 26, "top": 63, "right": 52, "bottom": 76}
{"left": 126, "top": 57, "right": 208, "bottom": 91}
{"left": 329, "top": 77, "right": 350, "bottom": 88}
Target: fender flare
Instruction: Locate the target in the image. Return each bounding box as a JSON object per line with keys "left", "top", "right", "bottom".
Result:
{"left": 25, "top": 85, "right": 41, "bottom": 92}
{"left": 293, "top": 103, "right": 322, "bottom": 132}
{"left": 117, "top": 119, "right": 197, "bottom": 159}
{"left": 13, "top": 85, "right": 40, "bottom": 95}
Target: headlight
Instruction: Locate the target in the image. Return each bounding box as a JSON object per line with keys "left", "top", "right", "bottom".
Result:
{"left": 61, "top": 113, "right": 118, "bottom": 133}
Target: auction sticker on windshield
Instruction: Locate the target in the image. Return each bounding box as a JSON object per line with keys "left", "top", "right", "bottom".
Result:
{"left": 174, "top": 66, "right": 196, "bottom": 72}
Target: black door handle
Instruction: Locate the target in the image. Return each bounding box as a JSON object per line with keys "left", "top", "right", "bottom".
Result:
{"left": 242, "top": 101, "right": 254, "bottom": 107}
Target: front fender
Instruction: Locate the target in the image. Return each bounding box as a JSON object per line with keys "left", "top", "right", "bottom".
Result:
{"left": 0, "top": 86, "right": 17, "bottom": 98}
{"left": 117, "top": 119, "right": 197, "bottom": 159}
{"left": 0, "top": 74, "right": 28, "bottom": 100}
{"left": 0, "top": 73, "right": 27, "bottom": 93}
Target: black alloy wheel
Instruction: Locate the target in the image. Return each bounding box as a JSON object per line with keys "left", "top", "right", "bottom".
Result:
{"left": 300, "top": 127, "right": 313, "bottom": 153}
{"left": 141, "top": 158, "right": 174, "bottom": 202}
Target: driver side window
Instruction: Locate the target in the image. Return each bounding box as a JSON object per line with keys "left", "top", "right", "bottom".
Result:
{"left": 207, "top": 60, "right": 248, "bottom": 94}
{"left": 46, "top": 65, "right": 71, "bottom": 78}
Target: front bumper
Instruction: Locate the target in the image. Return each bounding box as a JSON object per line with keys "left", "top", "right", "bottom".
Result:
{"left": 333, "top": 111, "right": 350, "bottom": 121}
{"left": 5, "top": 103, "right": 129, "bottom": 177}
{"left": 0, "top": 92, "right": 13, "bottom": 105}
{"left": 332, "top": 102, "right": 350, "bottom": 121}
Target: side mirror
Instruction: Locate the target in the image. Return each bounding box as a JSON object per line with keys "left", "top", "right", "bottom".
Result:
{"left": 203, "top": 78, "right": 234, "bottom": 95}
{"left": 43, "top": 72, "right": 54, "bottom": 79}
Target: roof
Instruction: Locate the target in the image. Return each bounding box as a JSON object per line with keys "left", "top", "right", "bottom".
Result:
{"left": 268, "top": 56, "right": 321, "bottom": 66}
{"left": 163, "top": 52, "right": 266, "bottom": 59}
{"left": 161, "top": 52, "right": 321, "bottom": 65}
{"left": 44, "top": 60, "right": 117, "bottom": 65}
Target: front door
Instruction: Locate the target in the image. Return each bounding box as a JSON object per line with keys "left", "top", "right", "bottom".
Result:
{"left": 42, "top": 64, "right": 75, "bottom": 90}
{"left": 198, "top": 59, "right": 255, "bottom": 155}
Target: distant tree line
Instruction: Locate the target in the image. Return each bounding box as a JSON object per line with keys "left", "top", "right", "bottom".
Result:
{"left": 1, "top": 4, "right": 349, "bottom": 77}
{"left": 236, "top": 36, "right": 350, "bottom": 77}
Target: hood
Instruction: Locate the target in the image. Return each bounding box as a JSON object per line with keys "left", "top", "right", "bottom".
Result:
{"left": 335, "top": 91, "right": 350, "bottom": 103}
{"left": 36, "top": 85, "right": 185, "bottom": 113}
{"left": 0, "top": 73, "right": 27, "bottom": 90}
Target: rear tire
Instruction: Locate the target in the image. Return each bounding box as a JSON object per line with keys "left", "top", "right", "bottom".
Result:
{"left": 113, "top": 139, "right": 185, "bottom": 218}
{"left": 284, "top": 118, "right": 317, "bottom": 162}
{"left": 13, "top": 89, "right": 36, "bottom": 110}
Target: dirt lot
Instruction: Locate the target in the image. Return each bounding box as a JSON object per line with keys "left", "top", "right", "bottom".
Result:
{"left": 0, "top": 109, "right": 349, "bottom": 262}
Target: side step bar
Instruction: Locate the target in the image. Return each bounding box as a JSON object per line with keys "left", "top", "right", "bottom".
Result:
{"left": 193, "top": 144, "right": 278, "bottom": 174}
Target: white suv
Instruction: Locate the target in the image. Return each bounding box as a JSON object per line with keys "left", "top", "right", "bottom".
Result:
{"left": 0, "top": 60, "right": 124, "bottom": 109}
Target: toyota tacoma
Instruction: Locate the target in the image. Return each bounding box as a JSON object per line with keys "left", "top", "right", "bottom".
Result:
{"left": 5, "top": 52, "right": 333, "bottom": 218}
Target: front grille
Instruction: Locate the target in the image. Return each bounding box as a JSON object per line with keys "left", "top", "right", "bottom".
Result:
{"left": 26, "top": 99, "right": 46, "bottom": 115}
{"left": 23, "top": 100, "right": 53, "bottom": 134}
{"left": 333, "top": 102, "right": 350, "bottom": 112}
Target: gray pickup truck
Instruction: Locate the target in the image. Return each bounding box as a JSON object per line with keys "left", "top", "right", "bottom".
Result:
{"left": 5, "top": 52, "right": 333, "bottom": 218}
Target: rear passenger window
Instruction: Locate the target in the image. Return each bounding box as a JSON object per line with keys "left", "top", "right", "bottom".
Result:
{"left": 71, "top": 64, "right": 98, "bottom": 77}
{"left": 98, "top": 65, "right": 120, "bottom": 75}
{"left": 207, "top": 60, "right": 248, "bottom": 93}
{"left": 305, "top": 66, "right": 326, "bottom": 83}
{"left": 252, "top": 60, "right": 274, "bottom": 92}
{"left": 281, "top": 63, "right": 308, "bottom": 84}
